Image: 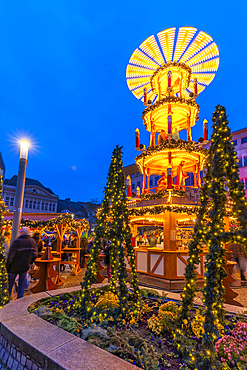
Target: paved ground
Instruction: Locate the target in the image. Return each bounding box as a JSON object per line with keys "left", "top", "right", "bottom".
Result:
{"left": 11, "top": 265, "right": 247, "bottom": 308}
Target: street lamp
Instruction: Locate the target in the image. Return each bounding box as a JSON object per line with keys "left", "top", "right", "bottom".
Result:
{"left": 10, "top": 140, "right": 29, "bottom": 246}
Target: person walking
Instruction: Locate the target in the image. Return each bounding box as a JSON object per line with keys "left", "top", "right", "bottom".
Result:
{"left": 230, "top": 243, "right": 247, "bottom": 285}
{"left": 7, "top": 227, "right": 37, "bottom": 299}
{"left": 32, "top": 232, "right": 44, "bottom": 254}
{"left": 3, "top": 231, "right": 11, "bottom": 257}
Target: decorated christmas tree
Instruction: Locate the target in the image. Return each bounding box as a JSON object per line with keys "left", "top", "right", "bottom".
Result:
{"left": 0, "top": 174, "right": 9, "bottom": 308}
{"left": 79, "top": 145, "right": 139, "bottom": 314}
{"left": 177, "top": 105, "right": 247, "bottom": 354}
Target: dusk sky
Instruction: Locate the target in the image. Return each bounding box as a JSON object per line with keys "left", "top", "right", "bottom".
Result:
{"left": 1, "top": 0, "right": 246, "bottom": 202}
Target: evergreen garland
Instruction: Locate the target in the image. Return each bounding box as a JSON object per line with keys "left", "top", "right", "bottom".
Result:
{"left": 0, "top": 175, "right": 9, "bottom": 308}
{"left": 79, "top": 146, "right": 139, "bottom": 315}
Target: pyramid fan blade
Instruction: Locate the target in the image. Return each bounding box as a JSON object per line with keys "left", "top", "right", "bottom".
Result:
{"left": 132, "top": 84, "right": 152, "bottom": 99}
{"left": 186, "top": 42, "right": 219, "bottom": 66}
{"left": 179, "top": 31, "right": 213, "bottom": 64}
{"left": 157, "top": 28, "right": 176, "bottom": 63}
{"left": 173, "top": 27, "right": 197, "bottom": 62}
{"left": 191, "top": 73, "right": 215, "bottom": 86}
{"left": 129, "top": 48, "right": 160, "bottom": 69}
{"left": 188, "top": 83, "right": 206, "bottom": 94}
{"left": 141, "top": 90, "right": 156, "bottom": 102}
{"left": 127, "top": 77, "right": 153, "bottom": 90}
{"left": 126, "top": 65, "right": 154, "bottom": 79}
{"left": 191, "top": 58, "right": 219, "bottom": 73}
{"left": 139, "top": 35, "right": 165, "bottom": 66}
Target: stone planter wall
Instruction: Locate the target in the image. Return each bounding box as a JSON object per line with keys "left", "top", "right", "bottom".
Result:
{"left": 0, "top": 287, "right": 141, "bottom": 370}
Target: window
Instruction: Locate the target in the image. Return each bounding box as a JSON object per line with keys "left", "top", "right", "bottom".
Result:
{"left": 244, "top": 156, "right": 247, "bottom": 167}
{"left": 150, "top": 179, "right": 153, "bottom": 187}
{"left": 232, "top": 139, "right": 237, "bottom": 146}
{"left": 37, "top": 202, "right": 40, "bottom": 210}
{"left": 238, "top": 157, "right": 243, "bottom": 167}
{"left": 45, "top": 203, "right": 48, "bottom": 211}
{"left": 49, "top": 204, "right": 52, "bottom": 211}
{"left": 131, "top": 183, "right": 135, "bottom": 190}
{"left": 241, "top": 136, "right": 247, "bottom": 144}
{"left": 10, "top": 198, "right": 14, "bottom": 206}
{"left": 25, "top": 200, "right": 28, "bottom": 208}
{"left": 137, "top": 181, "right": 141, "bottom": 188}
{"left": 29, "top": 200, "right": 32, "bottom": 209}
{"left": 41, "top": 202, "right": 44, "bottom": 210}
{"left": 52, "top": 204, "right": 55, "bottom": 212}
{"left": 5, "top": 197, "right": 9, "bottom": 206}
{"left": 33, "top": 201, "right": 36, "bottom": 210}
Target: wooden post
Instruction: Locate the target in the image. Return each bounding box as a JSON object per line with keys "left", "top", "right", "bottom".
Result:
{"left": 55, "top": 223, "right": 66, "bottom": 285}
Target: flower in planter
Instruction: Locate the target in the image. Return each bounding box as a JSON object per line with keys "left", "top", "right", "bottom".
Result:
{"left": 95, "top": 292, "right": 119, "bottom": 309}
{"left": 215, "top": 335, "right": 246, "bottom": 367}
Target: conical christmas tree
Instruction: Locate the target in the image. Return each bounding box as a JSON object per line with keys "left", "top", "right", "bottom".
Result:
{"left": 0, "top": 174, "right": 9, "bottom": 308}
{"left": 177, "top": 105, "right": 247, "bottom": 352}
{"left": 79, "top": 145, "right": 139, "bottom": 314}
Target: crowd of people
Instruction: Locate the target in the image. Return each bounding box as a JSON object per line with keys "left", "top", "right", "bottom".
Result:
{"left": 135, "top": 230, "right": 163, "bottom": 248}
{"left": 4, "top": 225, "right": 247, "bottom": 301}
{"left": 3, "top": 227, "right": 114, "bottom": 300}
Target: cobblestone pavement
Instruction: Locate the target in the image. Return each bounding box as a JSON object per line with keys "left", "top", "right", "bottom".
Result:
{"left": 11, "top": 265, "right": 107, "bottom": 300}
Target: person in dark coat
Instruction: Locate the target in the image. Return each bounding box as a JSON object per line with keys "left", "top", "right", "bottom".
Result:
{"left": 32, "top": 232, "right": 44, "bottom": 254}
{"left": 7, "top": 227, "right": 37, "bottom": 299}
{"left": 87, "top": 236, "right": 95, "bottom": 253}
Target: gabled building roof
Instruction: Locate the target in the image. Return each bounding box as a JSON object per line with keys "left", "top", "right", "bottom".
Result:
{"left": 4, "top": 175, "right": 57, "bottom": 196}
{"left": 57, "top": 199, "right": 88, "bottom": 219}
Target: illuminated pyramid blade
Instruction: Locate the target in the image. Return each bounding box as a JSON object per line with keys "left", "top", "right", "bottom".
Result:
{"left": 139, "top": 35, "right": 165, "bottom": 66}
{"left": 187, "top": 83, "right": 206, "bottom": 94}
{"left": 132, "top": 85, "right": 156, "bottom": 101}
{"left": 191, "top": 58, "right": 219, "bottom": 73}
{"left": 143, "top": 89, "right": 156, "bottom": 103}
{"left": 173, "top": 27, "right": 197, "bottom": 62}
{"left": 129, "top": 48, "right": 160, "bottom": 69}
{"left": 127, "top": 77, "right": 151, "bottom": 91}
{"left": 186, "top": 42, "right": 219, "bottom": 67}
{"left": 191, "top": 73, "right": 215, "bottom": 86}
{"left": 179, "top": 31, "right": 213, "bottom": 64}
{"left": 126, "top": 27, "right": 219, "bottom": 100}
{"left": 126, "top": 65, "right": 154, "bottom": 78}
{"left": 157, "top": 28, "right": 176, "bottom": 63}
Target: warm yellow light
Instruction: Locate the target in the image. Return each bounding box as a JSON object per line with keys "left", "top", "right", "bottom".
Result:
{"left": 20, "top": 140, "right": 29, "bottom": 159}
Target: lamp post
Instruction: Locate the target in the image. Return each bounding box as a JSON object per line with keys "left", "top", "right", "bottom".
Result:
{"left": 10, "top": 140, "right": 29, "bottom": 246}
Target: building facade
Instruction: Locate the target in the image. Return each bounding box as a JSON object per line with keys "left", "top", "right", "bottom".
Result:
{"left": 232, "top": 128, "right": 247, "bottom": 190}
{"left": 3, "top": 176, "right": 59, "bottom": 213}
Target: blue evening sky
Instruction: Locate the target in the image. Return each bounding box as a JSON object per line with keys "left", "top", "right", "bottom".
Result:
{"left": 0, "top": 0, "right": 246, "bottom": 201}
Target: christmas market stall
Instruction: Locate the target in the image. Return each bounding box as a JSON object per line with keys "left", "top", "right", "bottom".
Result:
{"left": 3, "top": 213, "right": 89, "bottom": 289}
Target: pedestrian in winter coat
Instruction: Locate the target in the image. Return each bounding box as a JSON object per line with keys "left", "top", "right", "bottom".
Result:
{"left": 32, "top": 232, "right": 44, "bottom": 253}
{"left": 87, "top": 236, "right": 95, "bottom": 253}
{"left": 3, "top": 231, "right": 11, "bottom": 257}
{"left": 7, "top": 227, "right": 37, "bottom": 299}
